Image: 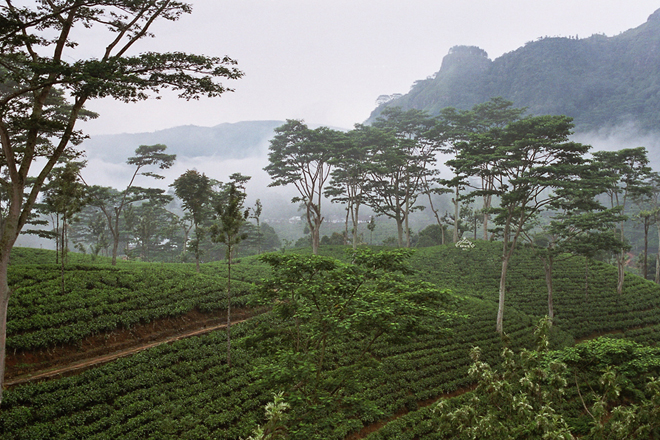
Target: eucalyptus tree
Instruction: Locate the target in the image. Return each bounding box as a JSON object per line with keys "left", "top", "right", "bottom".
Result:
{"left": 456, "top": 114, "right": 591, "bottom": 334}
{"left": 593, "top": 148, "right": 653, "bottom": 294}
{"left": 171, "top": 169, "right": 214, "bottom": 271}
{"left": 365, "top": 107, "right": 439, "bottom": 248}
{"left": 265, "top": 120, "right": 344, "bottom": 254}
{"left": 210, "top": 174, "right": 251, "bottom": 368}
{"left": 0, "top": 0, "right": 241, "bottom": 399}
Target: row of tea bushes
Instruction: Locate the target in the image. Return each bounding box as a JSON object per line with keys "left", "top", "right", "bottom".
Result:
{"left": 7, "top": 265, "right": 254, "bottom": 351}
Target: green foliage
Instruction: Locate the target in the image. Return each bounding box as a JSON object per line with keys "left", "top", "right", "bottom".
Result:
{"left": 252, "top": 248, "right": 457, "bottom": 438}
{"left": 5, "top": 261, "right": 256, "bottom": 352}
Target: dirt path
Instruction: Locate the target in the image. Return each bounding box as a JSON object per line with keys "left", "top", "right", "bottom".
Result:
{"left": 6, "top": 317, "right": 250, "bottom": 387}
{"left": 344, "top": 384, "right": 477, "bottom": 440}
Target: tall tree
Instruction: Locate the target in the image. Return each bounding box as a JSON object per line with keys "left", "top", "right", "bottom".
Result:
{"left": 535, "top": 168, "right": 625, "bottom": 321}
{"left": 83, "top": 144, "right": 176, "bottom": 265}
{"left": 457, "top": 114, "right": 590, "bottom": 334}
{"left": 325, "top": 124, "right": 373, "bottom": 250}
{"left": 251, "top": 199, "right": 263, "bottom": 255}
{"left": 593, "top": 148, "right": 653, "bottom": 294}
{"left": 265, "top": 120, "right": 342, "bottom": 255}
{"left": 0, "top": 0, "right": 241, "bottom": 401}
{"left": 42, "top": 161, "right": 89, "bottom": 292}
{"left": 210, "top": 174, "right": 251, "bottom": 368}
{"left": 366, "top": 108, "right": 439, "bottom": 247}
{"left": 170, "top": 169, "right": 213, "bottom": 271}
{"left": 441, "top": 98, "right": 526, "bottom": 241}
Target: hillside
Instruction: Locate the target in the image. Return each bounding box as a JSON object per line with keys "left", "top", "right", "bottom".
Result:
{"left": 79, "top": 120, "right": 285, "bottom": 164}
{"left": 3, "top": 244, "right": 660, "bottom": 438}
{"left": 368, "top": 9, "right": 660, "bottom": 133}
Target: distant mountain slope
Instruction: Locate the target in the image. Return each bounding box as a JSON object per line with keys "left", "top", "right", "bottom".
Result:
{"left": 368, "top": 9, "right": 660, "bottom": 133}
{"left": 80, "top": 120, "right": 284, "bottom": 163}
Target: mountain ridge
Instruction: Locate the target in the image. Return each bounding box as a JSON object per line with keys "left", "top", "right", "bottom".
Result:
{"left": 367, "top": 9, "right": 660, "bottom": 133}
{"left": 79, "top": 120, "right": 285, "bottom": 163}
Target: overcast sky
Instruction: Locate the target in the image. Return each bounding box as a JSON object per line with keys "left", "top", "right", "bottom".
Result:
{"left": 79, "top": 1, "right": 660, "bottom": 136}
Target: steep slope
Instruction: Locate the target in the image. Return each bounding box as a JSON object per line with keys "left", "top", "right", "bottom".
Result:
{"left": 369, "top": 9, "right": 660, "bottom": 133}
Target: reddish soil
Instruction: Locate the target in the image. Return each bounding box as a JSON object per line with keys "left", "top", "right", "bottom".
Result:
{"left": 344, "top": 384, "right": 477, "bottom": 440}
{"left": 5, "top": 307, "right": 261, "bottom": 387}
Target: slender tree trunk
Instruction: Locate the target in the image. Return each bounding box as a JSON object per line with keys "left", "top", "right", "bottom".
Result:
{"left": 497, "top": 253, "right": 509, "bottom": 335}
{"left": 55, "top": 215, "right": 60, "bottom": 265}
{"left": 344, "top": 207, "right": 350, "bottom": 246}
{"left": 482, "top": 176, "right": 491, "bottom": 241}
{"left": 644, "top": 221, "right": 650, "bottom": 279}
{"left": 256, "top": 218, "right": 261, "bottom": 255}
{"left": 110, "top": 212, "right": 120, "bottom": 265}
{"left": 656, "top": 222, "right": 660, "bottom": 283}
{"left": 426, "top": 189, "right": 446, "bottom": 245}
{"left": 61, "top": 217, "right": 66, "bottom": 295}
{"left": 0, "top": 206, "right": 20, "bottom": 404}
{"left": 453, "top": 186, "right": 459, "bottom": 243}
{"left": 617, "top": 218, "right": 625, "bottom": 294}
{"left": 617, "top": 251, "right": 625, "bottom": 295}
{"left": 497, "top": 217, "right": 520, "bottom": 335}
{"left": 352, "top": 203, "right": 360, "bottom": 250}
{"left": 226, "top": 251, "right": 232, "bottom": 368}
{"left": 542, "top": 256, "right": 554, "bottom": 324}
{"left": 395, "top": 213, "right": 404, "bottom": 248}
{"left": 0, "top": 256, "right": 10, "bottom": 405}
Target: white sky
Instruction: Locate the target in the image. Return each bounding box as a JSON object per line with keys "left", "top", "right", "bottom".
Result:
{"left": 78, "top": 1, "right": 660, "bottom": 136}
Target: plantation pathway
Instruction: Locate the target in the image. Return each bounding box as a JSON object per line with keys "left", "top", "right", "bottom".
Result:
{"left": 6, "top": 317, "right": 250, "bottom": 387}
{"left": 344, "top": 384, "right": 477, "bottom": 440}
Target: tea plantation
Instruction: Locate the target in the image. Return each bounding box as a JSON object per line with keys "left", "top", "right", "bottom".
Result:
{"left": 1, "top": 243, "right": 660, "bottom": 439}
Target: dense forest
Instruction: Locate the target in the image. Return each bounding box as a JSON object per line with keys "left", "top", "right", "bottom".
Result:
{"left": 369, "top": 9, "right": 660, "bottom": 134}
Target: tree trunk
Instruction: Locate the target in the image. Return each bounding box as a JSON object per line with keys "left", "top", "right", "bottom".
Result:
{"left": 426, "top": 189, "right": 446, "bottom": 245}
{"left": 497, "top": 254, "right": 509, "bottom": 335}
{"left": 344, "top": 207, "right": 350, "bottom": 246}
{"left": 0, "top": 230, "right": 15, "bottom": 405}
{"left": 111, "top": 233, "right": 119, "bottom": 266}
{"left": 55, "top": 215, "right": 60, "bottom": 265}
{"left": 395, "top": 214, "right": 404, "bottom": 248}
{"left": 312, "top": 219, "right": 322, "bottom": 255}
{"left": 644, "top": 220, "right": 650, "bottom": 279}
{"left": 542, "top": 256, "right": 554, "bottom": 324}
{"left": 656, "top": 220, "right": 660, "bottom": 284}
{"left": 61, "top": 217, "right": 66, "bottom": 295}
{"left": 0, "top": 258, "right": 10, "bottom": 405}
{"left": 482, "top": 178, "right": 492, "bottom": 241}
{"left": 226, "top": 252, "right": 232, "bottom": 368}
{"left": 617, "top": 251, "right": 625, "bottom": 295}
{"left": 352, "top": 204, "right": 360, "bottom": 250}
{"left": 453, "top": 186, "right": 459, "bottom": 243}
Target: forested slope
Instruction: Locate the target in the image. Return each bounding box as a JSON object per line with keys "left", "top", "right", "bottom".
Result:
{"left": 369, "top": 9, "right": 660, "bottom": 133}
